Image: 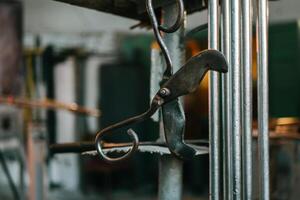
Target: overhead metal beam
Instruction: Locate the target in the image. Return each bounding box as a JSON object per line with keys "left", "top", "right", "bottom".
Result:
{"left": 52, "top": 0, "right": 207, "bottom": 22}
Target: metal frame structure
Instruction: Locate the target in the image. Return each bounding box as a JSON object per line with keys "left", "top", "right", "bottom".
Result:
{"left": 51, "top": 0, "right": 270, "bottom": 199}
{"left": 218, "top": 0, "right": 269, "bottom": 199}
{"left": 158, "top": 3, "right": 185, "bottom": 200}
{"left": 208, "top": 0, "right": 269, "bottom": 199}
{"left": 148, "top": 1, "right": 270, "bottom": 198}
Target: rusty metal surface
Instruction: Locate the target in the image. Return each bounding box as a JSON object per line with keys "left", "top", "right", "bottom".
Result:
{"left": 50, "top": 0, "right": 228, "bottom": 164}
{"left": 51, "top": 49, "right": 228, "bottom": 162}
{"left": 93, "top": 49, "right": 228, "bottom": 162}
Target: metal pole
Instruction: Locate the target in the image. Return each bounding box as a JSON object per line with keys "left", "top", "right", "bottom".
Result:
{"left": 220, "top": 0, "right": 231, "bottom": 199}
{"left": 256, "top": 0, "right": 270, "bottom": 199}
{"left": 159, "top": 156, "right": 183, "bottom": 200}
{"left": 242, "top": 0, "right": 253, "bottom": 199}
{"left": 0, "top": 150, "right": 20, "bottom": 200}
{"left": 158, "top": 3, "right": 184, "bottom": 200}
{"left": 230, "top": 0, "right": 242, "bottom": 198}
{"left": 208, "top": 0, "right": 220, "bottom": 199}
{"left": 34, "top": 45, "right": 48, "bottom": 200}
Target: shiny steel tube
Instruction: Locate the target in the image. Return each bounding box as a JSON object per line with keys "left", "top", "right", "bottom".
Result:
{"left": 230, "top": 0, "right": 242, "bottom": 198}
{"left": 158, "top": 3, "right": 184, "bottom": 200}
{"left": 220, "top": 0, "right": 231, "bottom": 199}
{"left": 242, "top": 0, "right": 253, "bottom": 199}
{"left": 256, "top": 0, "right": 270, "bottom": 199}
{"left": 208, "top": 0, "right": 220, "bottom": 199}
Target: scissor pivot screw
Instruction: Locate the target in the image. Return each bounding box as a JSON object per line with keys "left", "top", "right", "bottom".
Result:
{"left": 159, "top": 88, "right": 171, "bottom": 97}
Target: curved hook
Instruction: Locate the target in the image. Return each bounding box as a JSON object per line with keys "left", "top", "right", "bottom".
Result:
{"left": 158, "top": 0, "right": 184, "bottom": 33}
{"left": 146, "top": 0, "right": 185, "bottom": 78}
{"left": 94, "top": 100, "right": 161, "bottom": 163}
{"left": 95, "top": 129, "right": 139, "bottom": 162}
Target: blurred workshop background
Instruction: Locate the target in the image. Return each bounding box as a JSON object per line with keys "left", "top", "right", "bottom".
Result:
{"left": 0, "top": 0, "right": 299, "bottom": 199}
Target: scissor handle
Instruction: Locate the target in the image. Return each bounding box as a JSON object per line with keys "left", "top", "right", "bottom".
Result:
{"left": 94, "top": 101, "right": 160, "bottom": 163}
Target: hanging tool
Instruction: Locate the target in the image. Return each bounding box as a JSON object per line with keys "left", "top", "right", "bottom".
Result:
{"left": 147, "top": 0, "right": 221, "bottom": 160}
{"left": 94, "top": 49, "right": 228, "bottom": 162}
{"left": 50, "top": 49, "right": 227, "bottom": 160}
{"left": 51, "top": 49, "right": 227, "bottom": 161}
{"left": 50, "top": 0, "right": 228, "bottom": 163}
{"left": 147, "top": 0, "right": 195, "bottom": 160}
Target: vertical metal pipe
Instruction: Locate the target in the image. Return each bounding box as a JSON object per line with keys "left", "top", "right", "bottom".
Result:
{"left": 30, "top": 48, "right": 48, "bottom": 200}
{"left": 208, "top": 0, "right": 220, "bottom": 199}
{"left": 158, "top": 3, "right": 184, "bottom": 200}
{"left": 208, "top": 0, "right": 221, "bottom": 200}
{"left": 158, "top": 156, "right": 183, "bottom": 200}
{"left": 230, "top": 0, "right": 242, "bottom": 198}
{"left": 256, "top": 0, "right": 270, "bottom": 199}
{"left": 242, "top": 0, "right": 253, "bottom": 199}
{"left": 220, "top": 0, "right": 231, "bottom": 199}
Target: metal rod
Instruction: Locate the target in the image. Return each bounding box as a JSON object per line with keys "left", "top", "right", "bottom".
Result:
{"left": 208, "top": 0, "right": 221, "bottom": 199}
{"left": 0, "top": 96, "right": 100, "bottom": 117}
{"left": 158, "top": 156, "right": 183, "bottom": 200}
{"left": 34, "top": 44, "right": 47, "bottom": 200}
{"left": 0, "top": 150, "right": 20, "bottom": 200}
{"left": 50, "top": 139, "right": 208, "bottom": 154}
{"left": 241, "top": 0, "right": 253, "bottom": 199}
{"left": 220, "top": 0, "right": 231, "bottom": 199}
{"left": 256, "top": 0, "right": 270, "bottom": 199}
{"left": 230, "top": 0, "right": 242, "bottom": 198}
{"left": 158, "top": 3, "right": 184, "bottom": 200}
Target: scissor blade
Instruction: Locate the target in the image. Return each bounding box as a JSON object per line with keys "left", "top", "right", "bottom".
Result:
{"left": 161, "top": 49, "right": 228, "bottom": 104}
{"left": 162, "top": 99, "right": 197, "bottom": 160}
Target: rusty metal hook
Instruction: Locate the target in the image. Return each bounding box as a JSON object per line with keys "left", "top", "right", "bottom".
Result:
{"left": 95, "top": 0, "right": 186, "bottom": 163}
{"left": 50, "top": 50, "right": 227, "bottom": 162}
{"left": 95, "top": 50, "right": 228, "bottom": 163}
{"left": 147, "top": 0, "right": 204, "bottom": 160}
{"left": 94, "top": 97, "right": 161, "bottom": 162}
{"left": 94, "top": 0, "right": 228, "bottom": 163}
{"left": 49, "top": 0, "right": 228, "bottom": 163}
{"left": 146, "top": 0, "right": 184, "bottom": 78}
{"left": 95, "top": 129, "right": 138, "bottom": 163}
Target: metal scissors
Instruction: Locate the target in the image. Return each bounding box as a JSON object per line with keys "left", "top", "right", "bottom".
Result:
{"left": 94, "top": 0, "right": 228, "bottom": 163}
{"left": 95, "top": 49, "right": 228, "bottom": 162}
{"left": 146, "top": 0, "right": 225, "bottom": 160}
{"left": 50, "top": 51, "right": 228, "bottom": 161}
{"left": 50, "top": 0, "right": 228, "bottom": 163}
